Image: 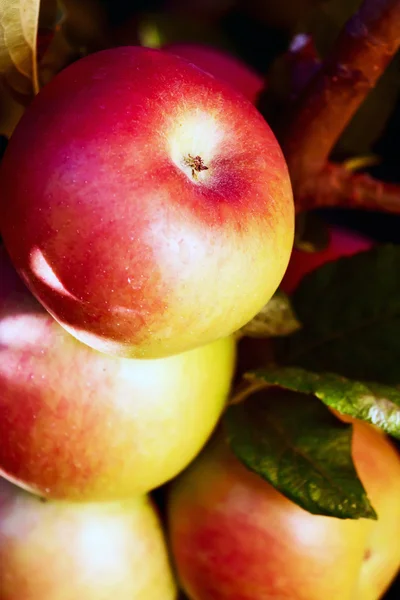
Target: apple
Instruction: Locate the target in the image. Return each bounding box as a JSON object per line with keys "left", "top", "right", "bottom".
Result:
{"left": 281, "top": 226, "right": 373, "bottom": 294}
{"left": 0, "top": 46, "right": 294, "bottom": 359}
{"left": 0, "top": 477, "right": 177, "bottom": 599}
{"left": 0, "top": 246, "right": 236, "bottom": 500}
{"left": 163, "top": 43, "right": 264, "bottom": 103}
{"left": 167, "top": 415, "right": 400, "bottom": 599}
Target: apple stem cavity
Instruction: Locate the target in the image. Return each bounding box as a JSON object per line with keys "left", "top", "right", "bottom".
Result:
{"left": 184, "top": 153, "right": 209, "bottom": 180}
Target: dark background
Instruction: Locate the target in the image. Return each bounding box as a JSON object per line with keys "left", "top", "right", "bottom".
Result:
{"left": 2, "top": 0, "right": 400, "bottom": 597}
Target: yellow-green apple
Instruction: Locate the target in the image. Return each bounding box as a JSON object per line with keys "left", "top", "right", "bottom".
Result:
{"left": 167, "top": 418, "right": 400, "bottom": 600}
{"left": 0, "top": 46, "right": 294, "bottom": 359}
{"left": 281, "top": 226, "right": 373, "bottom": 294}
{"left": 163, "top": 43, "right": 264, "bottom": 103}
{"left": 0, "top": 246, "right": 236, "bottom": 500}
{"left": 0, "top": 477, "right": 177, "bottom": 600}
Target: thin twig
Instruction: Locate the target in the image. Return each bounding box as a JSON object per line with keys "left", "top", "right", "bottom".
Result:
{"left": 281, "top": 0, "right": 400, "bottom": 191}
{"left": 296, "top": 162, "right": 400, "bottom": 214}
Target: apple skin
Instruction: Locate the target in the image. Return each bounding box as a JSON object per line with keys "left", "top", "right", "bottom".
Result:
{"left": 0, "top": 477, "right": 177, "bottom": 600}
{"left": 0, "top": 46, "right": 294, "bottom": 359}
{"left": 281, "top": 226, "right": 373, "bottom": 295}
{"left": 167, "top": 418, "right": 400, "bottom": 600}
{"left": 162, "top": 43, "right": 264, "bottom": 103}
{"left": 0, "top": 246, "right": 236, "bottom": 501}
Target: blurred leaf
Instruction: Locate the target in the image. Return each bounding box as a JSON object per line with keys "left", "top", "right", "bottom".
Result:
{"left": 246, "top": 366, "right": 400, "bottom": 440}
{"left": 277, "top": 245, "right": 400, "bottom": 385}
{"left": 225, "top": 387, "right": 377, "bottom": 519}
{"left": 342, "top": 154, "right": 381, "bottom": 172}
{"left": 0, "top": 0, "right": 42, "bottom": 95}
{"left": 137, "top": 11, "right": 233, "bottom": 51}
{"left": 238, "top": 290, "right": 301, "bottom": 339}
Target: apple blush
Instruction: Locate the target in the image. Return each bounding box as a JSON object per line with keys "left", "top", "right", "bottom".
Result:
{"left": 0, "top": 246, "right": 235, "bottom": 501}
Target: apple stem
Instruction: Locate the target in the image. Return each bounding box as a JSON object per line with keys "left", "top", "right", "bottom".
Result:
{"left": 294, "top": 162, "right": 400, "bottom": 214}
{"left": 184, "top": 154, "right": 209, "bottom": 180}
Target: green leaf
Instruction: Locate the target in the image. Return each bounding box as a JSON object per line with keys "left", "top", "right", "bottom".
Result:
{"left": 247, "top": 366, "right": 400, "bottom": 440}
{"left": 277, "top": 245, "right": 400, "bottom": 385}
{"left": 224, "top": 387, "right": 377, "bottom": 519}
{"left": 238, "top": 290, "right": 300, "bottom": 339}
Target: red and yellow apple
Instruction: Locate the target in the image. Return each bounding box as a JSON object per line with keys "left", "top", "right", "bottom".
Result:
{"left": 0, "top": 477, "right": 177, "bottom": 599}
{"left": 281, "top": 226, "right": 373, "bottom": 294}
{"left": 163, "top": 43, "right": 264, "bottom": 103}
{"left": 0, "top": 46, "right": 294, "bottom": 359}
{"left": 0, "top": 246, "right": 235, "bottom": 500}
{"left": 168, "top": 413, "right": 400, "bottom": 599}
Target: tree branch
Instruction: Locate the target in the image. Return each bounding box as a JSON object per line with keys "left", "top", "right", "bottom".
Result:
{"left": 281, "top": 0, "right": 400, "bottom": 191}
{"left": 296, "top": 162, "right": 400, "bottom": 214}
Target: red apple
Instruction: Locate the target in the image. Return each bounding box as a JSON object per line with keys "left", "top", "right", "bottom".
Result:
{"left": 0, "top": 477, "right": 177, "bottom": 599}
{"left": 0, "top": 246, "right": 236, "bottom": 500}
{"left": 163, "top": 43, "right": 264, "bottom": 103}
{"left": 0, "top": 46, "right": 294, "bottom": 359}
{"left": 168, "top": 417, "right": 400, "bottom": 600}
{"left": 281, "top": 226, "right": 373, "bottom": 294}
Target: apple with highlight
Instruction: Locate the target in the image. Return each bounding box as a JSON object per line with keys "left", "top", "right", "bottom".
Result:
{"left": 0, "top": 477, "right": 177, "bottom": 600}
{"left": 168, "top": 414, "right": 400, "bottom": 599}
{"left": 0, "top": 247, "right": 235, "bottom": 500}
{"left": 0, "top": 46, "right": 294, "bottom": 359}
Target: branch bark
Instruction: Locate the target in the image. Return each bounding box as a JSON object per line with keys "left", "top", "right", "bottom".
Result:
{"left": 281, "top": 0, "right": 400, "bottom": 192}
{"left": 295, "top": 162, "right": 400, "bottom": 214}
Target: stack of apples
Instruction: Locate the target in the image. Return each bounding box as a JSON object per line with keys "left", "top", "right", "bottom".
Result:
{"left": 0, "top": 43, "right": 399, "bottom": 600}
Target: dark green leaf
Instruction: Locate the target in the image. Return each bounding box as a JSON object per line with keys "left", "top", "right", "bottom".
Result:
{"left": 239, "top": 290, "right": 300, "bottom": 339}
{"left": 277, "top": 245, "right": 400, "bottom": 385}
{"left": 224, "top": 387, "right": 377, "bottom": 519}
{"left": 248, "top": 366, "right": 400, "bottom": 440}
